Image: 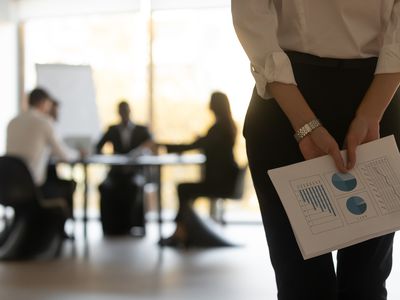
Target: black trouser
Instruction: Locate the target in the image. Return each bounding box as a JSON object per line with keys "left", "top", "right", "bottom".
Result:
{"left": 175, "top": 181, "right": 233, "bottom": 221}
{"left": 40, "top": 178, "right": 76, "bottom": 218}
{"left": 40, "top": 178, "right": 76, "bottom": 219}
{"left": 244, "top": 51, "right": 400, "bottom": 300}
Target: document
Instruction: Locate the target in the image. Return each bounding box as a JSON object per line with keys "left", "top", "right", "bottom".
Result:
{"left": 268, "top": 135, "right": 400, "bottom": 259}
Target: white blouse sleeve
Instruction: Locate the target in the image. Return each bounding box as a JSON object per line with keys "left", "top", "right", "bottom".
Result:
{"left": 376, "top": 0, "right": 400, "bottom": 74}
{"left": 232, "top": 0, "right": 296, "bottom": 99}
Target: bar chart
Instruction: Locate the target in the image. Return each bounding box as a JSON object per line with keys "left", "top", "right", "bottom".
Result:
{"left": 291, "top": 176, "right": 343, "bottom": 234}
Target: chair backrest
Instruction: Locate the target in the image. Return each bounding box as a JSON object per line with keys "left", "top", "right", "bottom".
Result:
{"left": 0, "top": 156, "right": 39, "bottom": 207}
{"left": 230, "top": 165, "right": 247, "bottom": 200}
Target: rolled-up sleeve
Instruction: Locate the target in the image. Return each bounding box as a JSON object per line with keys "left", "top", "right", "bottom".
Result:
{"left": 376, "top": 0, "right": 400, "bottom": 74}
{"left": 232, "top": 0, "right": 296, "bottom": 99}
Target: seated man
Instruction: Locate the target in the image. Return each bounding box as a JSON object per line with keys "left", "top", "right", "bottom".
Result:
{"left": 6, "top": 88, "right": 79, "bottom": 235}
{"left": 96, "top": 100, "right": 154, "bottom": 235}
{"left": 44, "top": 98, "right": 77, "bottom": 220}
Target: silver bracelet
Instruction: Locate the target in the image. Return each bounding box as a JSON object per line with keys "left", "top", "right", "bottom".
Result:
{"left": 294, "top": 119, "right": 322, "bottom": 142}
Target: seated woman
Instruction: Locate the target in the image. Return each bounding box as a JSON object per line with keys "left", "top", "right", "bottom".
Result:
{"left": 161, "top": 91, "right": 239, "bottom": 247}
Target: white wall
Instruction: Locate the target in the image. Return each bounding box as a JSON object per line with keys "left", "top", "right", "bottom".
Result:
{"left": 0, "top": 0, "right": 11, "bottom": 22}
{"left": 151, "top": 0, "right": 229, "bottom": 10}
{"left": 13, "top": 0, "right": 141, "bottom": 20}
{"left": 0, "top": 23, "right": 18, "bottom": 154}
{"left": 12, "top": 0, "right": 229, "bottom": 20}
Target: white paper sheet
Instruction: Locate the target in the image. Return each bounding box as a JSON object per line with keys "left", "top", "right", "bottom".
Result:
{"left": 268, "top": 135, "right": 400, "bottom": 259}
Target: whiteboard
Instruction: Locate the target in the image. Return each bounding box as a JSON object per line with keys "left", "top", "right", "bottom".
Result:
{"left": 36, "top": 64, "right": 101, "bottom": 142}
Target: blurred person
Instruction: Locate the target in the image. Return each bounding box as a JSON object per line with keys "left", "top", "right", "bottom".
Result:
{"left": 96, "top": 100, "right": 154, "bottom": 156}
{"left": 160, "top": 91, "right": 239, "bottom": 247}
{"left": 6, "top": 88, "right": 80, "bottom": 236}
{"left": 96, "top": 100, "right": 154, "bottom": 235}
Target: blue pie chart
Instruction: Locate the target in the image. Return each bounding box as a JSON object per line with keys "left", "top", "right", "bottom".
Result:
{"left": 346, "top": 196, "right": 367, "bottom": 215}
{"left": 332, "top": 172, "right": 357, "bottom": 192}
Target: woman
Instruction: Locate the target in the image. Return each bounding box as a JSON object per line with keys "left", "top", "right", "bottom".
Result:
{"left": 232, "top": 1, "right": 400, "bottom": 299}
{"left": 161, "top": 91, "right": 239, "bottom": 247}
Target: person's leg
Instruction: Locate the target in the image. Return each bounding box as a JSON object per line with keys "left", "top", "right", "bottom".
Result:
{"left": 162, "top": 182, "right": 235, "bottom": 247}
{"left": 56, "top": 179, "right": 76, "bottom": 218}
{"left": 336, "top": 76, "right": 400, "bottom": 300}
{"left": 336, "top": 234, "right": 394, "bottom": 300}
{"left": 273, "top": 53, "right": 398, "bottom": 299}
{"left": 244, "top": 90, "right": 337, "bottom": 300}
{"left": 175, "top": 182, "right": 202, "bottom": 221}
{"left": 161, "top": 182, "right": 204, "bottom": 245}
{"left": 39, "top": 181, "right": 70, "bottom": 238}
{"left": 42, "top": 179, "right": 75, "bottom": 218}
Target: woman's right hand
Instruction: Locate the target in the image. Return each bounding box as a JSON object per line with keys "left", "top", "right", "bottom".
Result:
{"left": 298, "top": 126, "right": 347, "bottom": 173}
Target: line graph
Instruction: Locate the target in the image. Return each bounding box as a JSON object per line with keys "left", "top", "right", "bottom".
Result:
{"left": 359, "top": 157, "right": 400, "bottom": 215}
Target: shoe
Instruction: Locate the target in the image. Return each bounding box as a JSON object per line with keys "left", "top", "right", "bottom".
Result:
{"left": 158, "top": 235, "right": 187, "bottom": 248}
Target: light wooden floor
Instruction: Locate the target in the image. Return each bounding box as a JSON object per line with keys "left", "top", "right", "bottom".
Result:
{"left": 1, "top": 220, "right": 400, "bottom": 300}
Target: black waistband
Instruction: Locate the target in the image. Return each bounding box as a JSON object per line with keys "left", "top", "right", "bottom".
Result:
{"left": 285, "top": 51, "right": 377, "bottom": 69}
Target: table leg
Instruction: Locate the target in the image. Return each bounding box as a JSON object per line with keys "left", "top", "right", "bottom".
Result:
{"left": 157, "top": 165, "right": 163, "bottom": 245}
{"left": 83, "top": 162, "right": 88, "bottom": 240}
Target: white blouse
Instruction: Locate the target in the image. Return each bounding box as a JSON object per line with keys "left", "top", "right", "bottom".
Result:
{"left": 232, "top": 0, "right": 400, "bottom": 99}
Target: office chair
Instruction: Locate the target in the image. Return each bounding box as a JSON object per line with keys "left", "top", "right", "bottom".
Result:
{"left": 209, "top": 165, "right": 247, "bottom": 225}
{"left": 0, "top": 156, "right": 67, "bottom": 260}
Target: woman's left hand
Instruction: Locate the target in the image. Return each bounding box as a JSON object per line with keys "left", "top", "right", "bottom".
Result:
{"left": 345, "top": 115, "right": 380, "bottom": 170}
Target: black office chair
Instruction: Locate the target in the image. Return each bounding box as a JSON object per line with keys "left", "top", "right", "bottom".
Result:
{"left": 209, "top": 165, "right": 247, "bottom": 225}
{"left": 0, "top": 156, "right": 66, "bottom": 260}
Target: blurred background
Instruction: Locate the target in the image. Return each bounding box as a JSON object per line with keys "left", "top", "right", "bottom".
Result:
{"left": 0, "top": 0, "right": 257, "bottom": 222}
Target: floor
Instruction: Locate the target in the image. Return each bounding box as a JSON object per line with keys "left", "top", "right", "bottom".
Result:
{"left": 1, "top": 219, "right": 400, "bottom": 300}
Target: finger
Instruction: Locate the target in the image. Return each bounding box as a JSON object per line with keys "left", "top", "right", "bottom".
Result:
{"left": 328, "top": 145, "right": 347, "bottom": 173}
{"left": 346, "top": 137, "right": 357, "bottom": 170}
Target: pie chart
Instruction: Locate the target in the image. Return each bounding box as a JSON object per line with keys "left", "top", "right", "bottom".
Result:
{"left": 331, "top": 172, "right": 357, "bottom": 192}
{"left": 346, "top": 196, "right": 367, "bottom": 215}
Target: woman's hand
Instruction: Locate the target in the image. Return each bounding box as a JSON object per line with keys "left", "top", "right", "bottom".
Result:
{"left": 345, "top": 116, "right": 380, "bottom": 170}
{"left": 299, "top": 126, "right": 347, "bottom": 173}
{"left": 344, "top": 73, "right": 400, "bottom": 169}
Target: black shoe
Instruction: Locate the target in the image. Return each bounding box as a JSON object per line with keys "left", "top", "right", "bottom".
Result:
{"left": 158, "top": 235, "right": 187, "bottom": 248}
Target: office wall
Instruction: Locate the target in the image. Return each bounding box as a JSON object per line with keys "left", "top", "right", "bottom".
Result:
{"left": 0, "top": 24, "right": 18, "bottom": 154}
{"left": 0, "top": 0, "right": 11, "bottom": 22}
{"left": 13, "top": 0, "right": 141, "bottom": 20}
{"left": 151, "top": 0, "right": 228, "bottom": 10}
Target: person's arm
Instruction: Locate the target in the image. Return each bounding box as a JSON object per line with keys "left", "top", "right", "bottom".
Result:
{"left": 345, "top": 1, "right": 400, "bottom": 169}
{"left": 164, "top": 137, "right": 205, "bottom": 153}
{"left": 269, "top": 83, "right": 347, "bottom": 172}
{"left": 345, "top": 74, "right": 400, "bottom": 169}
{"left": 135, "top": 127, "right": 157, "bottom": 154}
{"left": 95, "top": 127, "right": 111, "bottom": 154}
{"left": 232, "top": 0, "right": 347, "bottom": 172}
{"left": 232, "top": 0, "right": 296, "bottom": 99}
{"left": 45, "top": 121, "right": 79, "bottom": 161}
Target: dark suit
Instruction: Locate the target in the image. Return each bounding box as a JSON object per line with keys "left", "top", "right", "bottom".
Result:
{"left": 96, "top": 124, "right": 151, "bottom": 155}
{"left": 96, "top": 123, "right": 151, "bottom": 178}
{"left": 95, "top": 123, "right": 151, "bottom": 235}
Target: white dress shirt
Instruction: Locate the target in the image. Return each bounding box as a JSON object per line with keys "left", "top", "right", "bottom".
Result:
{"left": 6, "top": 109, "right": 77, "bottom": 186}
{"left": 232, "top": 0, "right": 400, "bottom": 99}
{"left": 118, "top": 122, "right": 135, "bottom": 151}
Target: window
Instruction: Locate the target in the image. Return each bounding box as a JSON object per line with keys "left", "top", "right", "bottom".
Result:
{"left": 0, "top": 23, "right": 18, "bottom": 154}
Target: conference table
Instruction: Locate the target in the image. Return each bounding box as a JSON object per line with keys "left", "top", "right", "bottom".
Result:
{"left": 78, "top": 153, "right": 206, "bottom": 242}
